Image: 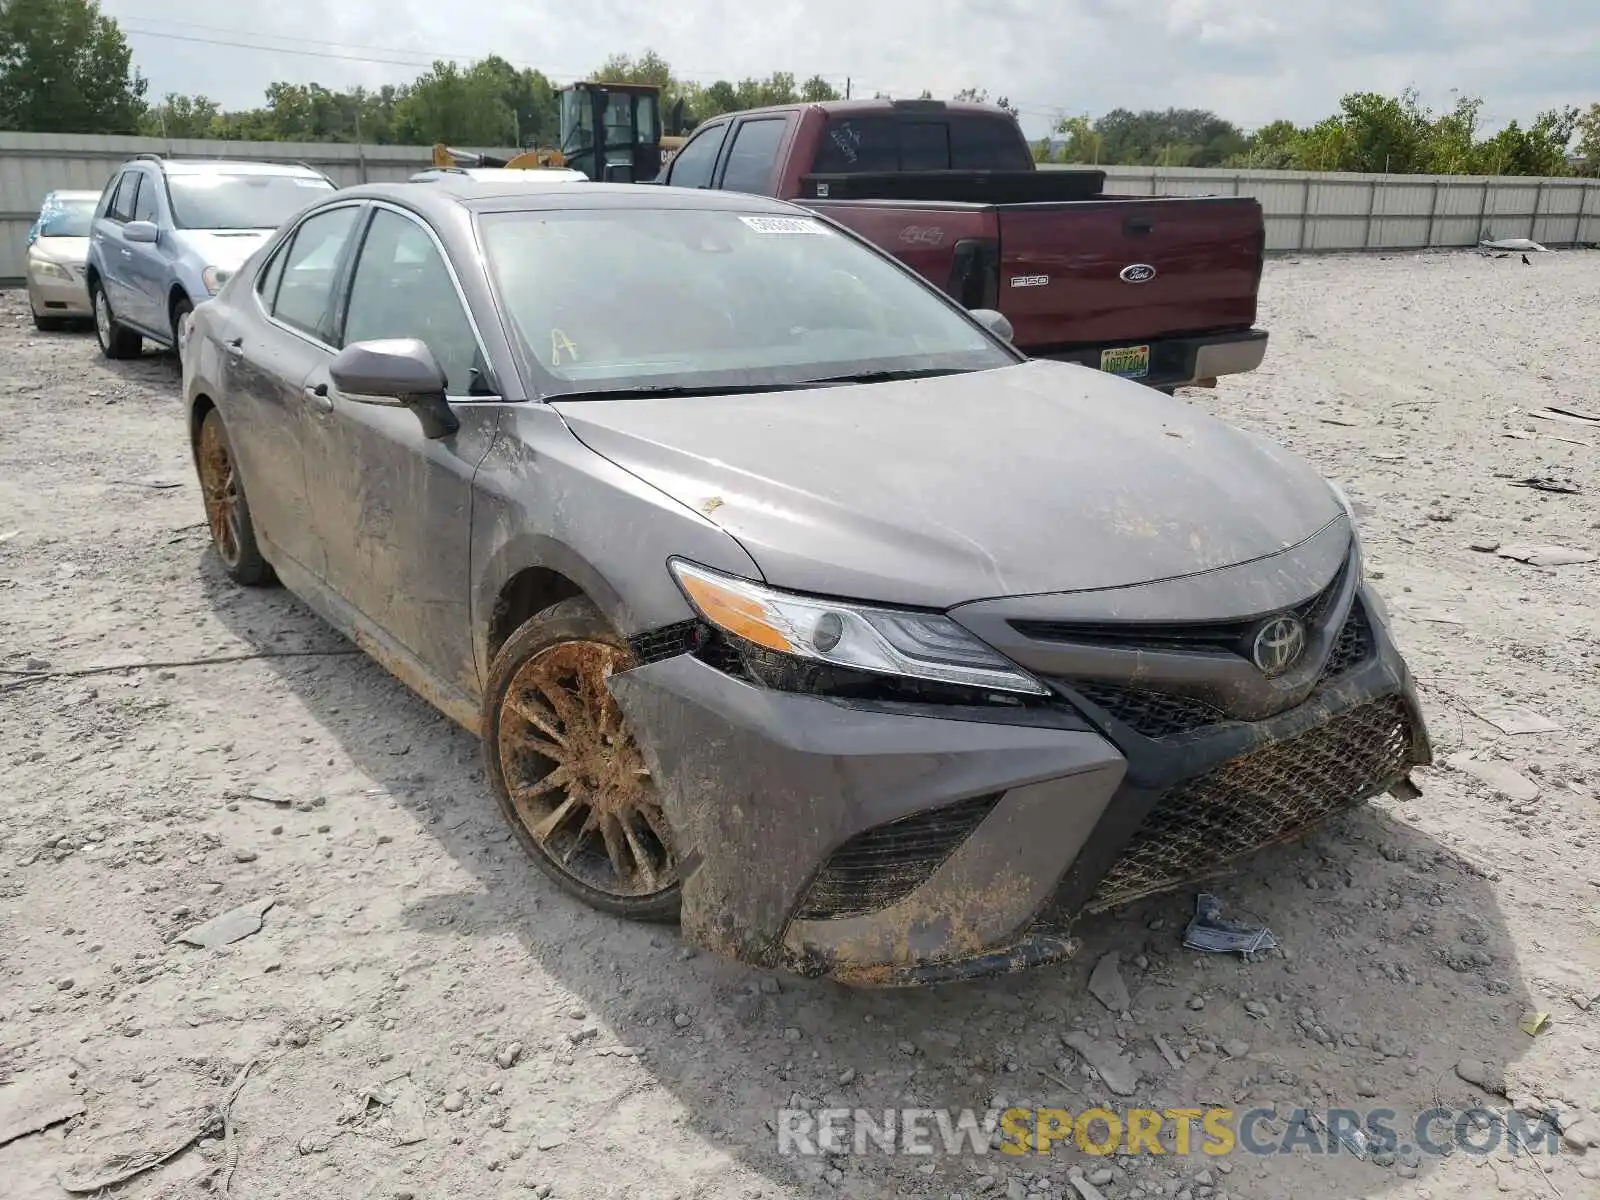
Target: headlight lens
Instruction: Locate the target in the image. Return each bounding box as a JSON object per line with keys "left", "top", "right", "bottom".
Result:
{"left": 669, "top": 559, "right": 1048, "bottom": 696}
{"left": 202, "top": 265, "right": 232, "bottom": 294}
{"left": 32, "top": 259, "right": 72, "bottom": 281}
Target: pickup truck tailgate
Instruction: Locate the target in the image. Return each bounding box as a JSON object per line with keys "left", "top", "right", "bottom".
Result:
{"left": 997, "top": 196, "right": 1263, "bottom": 351}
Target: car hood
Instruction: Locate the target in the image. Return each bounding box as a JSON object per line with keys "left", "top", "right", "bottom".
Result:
{"left": 553, "top": 359, "right": 1344, "bottom": 609}
{"left": 32, "top": 237, "right": 89, "bottom": 266}
{"left": 171, "top": 229, "right": 273, "bottom": 272}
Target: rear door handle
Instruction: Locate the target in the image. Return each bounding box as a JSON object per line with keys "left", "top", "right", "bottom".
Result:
{"left": 304, "top": 382, "right": 333, "bottom": 413}
{"left": 224, "top": 337, "right": 245, "bottom": 360}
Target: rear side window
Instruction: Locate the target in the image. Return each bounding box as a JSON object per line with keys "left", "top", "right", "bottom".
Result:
{"left": 271, "top": 205, "right": 361, "bottom": 340}
{"left": 666, "top": 124, "right": 727, "bottom": 188}
{"left": 719, "top": 119, "right": 787, "bottom": 195}
{"left": 949, "top": 116, "right": 1031, "bottom": 170}
{"left": 813, "top": 117, "right": 897, "bottom": 172}
{"left": 107, "top": 171, "right": 139, "bottom": 222}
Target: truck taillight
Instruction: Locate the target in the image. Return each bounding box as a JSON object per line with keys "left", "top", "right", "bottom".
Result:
{"left": 948, "top": 238, "right": 999, "bottom": 310}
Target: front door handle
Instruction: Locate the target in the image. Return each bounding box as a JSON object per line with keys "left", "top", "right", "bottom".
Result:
{"left": 303, "top": 383, "right": 333, "bottom": 413}
{"left": 224, "top": 337, "right": 245, "bottom": 360}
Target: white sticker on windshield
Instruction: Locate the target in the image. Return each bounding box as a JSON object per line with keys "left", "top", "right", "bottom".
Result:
{"left": 738, "top": 215, "right": 830, "bottom": 236}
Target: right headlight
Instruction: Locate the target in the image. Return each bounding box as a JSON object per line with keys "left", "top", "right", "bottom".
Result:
{"left": 669, "top": 559, "right": 1048, "bottom": 697}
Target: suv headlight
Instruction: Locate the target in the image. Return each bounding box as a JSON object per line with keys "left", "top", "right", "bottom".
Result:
{"left": 669, "top": 560, "right": 1047, "bottom": 696}
{"left": 202, "top": 265, "right": 232, "bottom": 294}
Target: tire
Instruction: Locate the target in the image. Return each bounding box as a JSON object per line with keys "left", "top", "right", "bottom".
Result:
{"left": 171, "top": 294, "right": 193, "bottom": 368}
{"left": 194, "top": 407, "right": 275, "bottom": 586}
{"left": 483, "top": 596, "right": 681, "bottom": 922}
{"left": 91, "top": 281, "right": 142, "bottom": 359}
{"left": 32, "top": 311, "right": 68, "bottom": 332}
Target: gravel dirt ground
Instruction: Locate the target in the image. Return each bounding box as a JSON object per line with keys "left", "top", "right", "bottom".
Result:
{"left": 2, "top": 251, "right": 1599, "bottom": 1200}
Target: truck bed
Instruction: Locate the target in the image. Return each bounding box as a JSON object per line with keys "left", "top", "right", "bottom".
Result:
{"left": 808, "top": 193, "right": 1265, "bottom": 355}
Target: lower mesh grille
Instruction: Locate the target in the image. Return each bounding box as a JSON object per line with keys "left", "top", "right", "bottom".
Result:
{"left": 1084, "top": 696, "right": 1413, "bottom": 912}
{"left": 794, "top": 793, "right": 1003, "bottom": 921}
{"left": 1320, "top": 599, "right": 1374, "bottom": 680}
{"left": 627, "top": 620, "right": 702, "bottom": 666}
{"left": 1072, "top": 682, "right": 1229, "bottom": 739}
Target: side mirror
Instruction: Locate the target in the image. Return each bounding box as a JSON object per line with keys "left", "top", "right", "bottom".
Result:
{"left": 329, "top": 338, "right": 460, "bottom": 440}
{"left": 124, "top": 220, "right": 159, "bottom": 244}
{"left": 603, "top": 162, "right": 635, "bottom": 183}
{"left": 970, "top": 308, "right": 1014, "bottom": 342}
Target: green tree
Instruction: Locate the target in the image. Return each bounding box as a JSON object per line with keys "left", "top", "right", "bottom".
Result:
{"left": 1575, "top": 103, "right": 1600, "bottom": 177}
{"left": 0, "top": 0, "right": 146, "bottom": 133}
{"left": 141, "top": 92, "right": 220, "bottom": 139}
{"left": 1050, "top": 114, "right": 1103, "bottom": 164}
{"left": 953, "top": 87, "right": 1018, "bottom": 117}
{"left": 800, "top": 75, "right": 839, "bottom": 102}
{"left": 392, "top": 60, "right": 516, "bottom": 145}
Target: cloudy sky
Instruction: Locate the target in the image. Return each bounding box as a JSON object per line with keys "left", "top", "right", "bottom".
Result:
{"left": 100, "top": 0, "right": 1600, "bottom": 137}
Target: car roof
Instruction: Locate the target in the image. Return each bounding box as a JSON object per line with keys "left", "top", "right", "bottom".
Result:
{"left": 334, "top": 178, "right": 807, "bottom": 219}
{"left": 135, "top": 158, "right": 331, "bottom": 180}
{"left": 409, "top": 167, "right": 588, "bottom": 183}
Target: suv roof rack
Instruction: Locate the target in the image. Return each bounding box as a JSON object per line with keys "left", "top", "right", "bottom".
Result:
{"left": 132, "top": 152, "right": 165, "bottom": 163}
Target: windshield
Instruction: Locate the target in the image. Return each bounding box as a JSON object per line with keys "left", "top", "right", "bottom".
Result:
{"left": 35, "top": 196, "right": 96, "bottom": 238}
{"left": 166, "top": 173, "right": 335, "bottom": 231}
{"left": 478, "top": 208, "right": 1015, "bottom": 397}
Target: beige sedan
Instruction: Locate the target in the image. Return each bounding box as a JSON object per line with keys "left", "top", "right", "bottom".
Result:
{"left": 26, "top": 189, "right": 100, "bottom": 330}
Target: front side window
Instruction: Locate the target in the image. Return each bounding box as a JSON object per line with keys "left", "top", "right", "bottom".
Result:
{"left": 271, "top": 205, "right": 361, "bottom": 340}
{"left": 342, "top": 209, "right": 488, "bottom": 396}
{"left": 166, "top": 172, "right": 335, "bottom": 231}
{"left": 479, "top": 207, "right": 1014, "bottom": 398}
{"left": 131, "top": 175, "right": 159, "bottom": 223}
{"left": 666, "top": 124, "right": 727, "bottom": 188}
{"left": 719, "top": 118, "right": 788, "bottom": 195}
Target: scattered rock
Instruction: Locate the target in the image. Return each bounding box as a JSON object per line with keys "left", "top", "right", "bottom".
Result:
{"left": 1063, "top": 1031, "right": 1138, "bottom": 1097}
{"left": 1455, "top": 1058, "right": 1506, "bottom": 1095}
{"left": 1495, "top": 543, "right": 1598, "bottom": 567}
{"left": 495, "top": 1043, "right": 522, "bottom": 1069}
{"left": 1244, "top": 999, "right": 1270, "bottom": 1019}
{"left": 1223, "top": 1040, "right": 1250, "bottom": 1059}
{"left": 232, "top": 848, "right": 259, "bottom": 863}
{"left": 1088, "top": 952, "right": 1131, "bottom": 1013}
{"left": 441, "top": 1091, "right": 465, "bottom": 1113}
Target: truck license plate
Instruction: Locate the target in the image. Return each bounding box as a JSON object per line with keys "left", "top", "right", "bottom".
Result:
{"left": 1100, "top": 345, "right": 1150, "bottom": 379}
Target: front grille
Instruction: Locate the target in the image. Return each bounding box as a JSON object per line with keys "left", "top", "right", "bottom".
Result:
{"left": 1084, "top": 695, "right": 1413, "bottom": 912}
{"left": 1320, "top": 598, "right": 1374, "bottom": 680}
{"left": 1011, "top": 567, "right": 1344, "bottom": 658}
{"left": 793, "top": 793, "right": 1003, "bottom": 921}
{"left": 1071, "top": 682, "right": 1228, "bottom": 739}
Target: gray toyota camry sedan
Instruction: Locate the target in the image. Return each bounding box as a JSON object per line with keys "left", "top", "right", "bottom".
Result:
{"left": 181, "top": 177, "right": 1431, "bottom": 986}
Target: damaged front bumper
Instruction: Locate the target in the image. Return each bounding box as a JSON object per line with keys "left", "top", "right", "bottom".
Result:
{"left": 609, "top": 581, "right": 1431, "bottom": 987}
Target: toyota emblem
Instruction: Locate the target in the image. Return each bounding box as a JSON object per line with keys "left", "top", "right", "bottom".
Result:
{"left": 1119, "top": 263, "right": 1157, "bottom": 284}
{"left": 1250, "top": 615, "right": 1306, "bottom": 676}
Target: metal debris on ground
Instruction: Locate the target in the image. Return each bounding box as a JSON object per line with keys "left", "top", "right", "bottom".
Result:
{"left": 1495, "top": 543, "right": 1599, "bottom": 567}
{"left": 1446, "top": 752, "right": 1541, "bottom": 801}
{"left": 1510, "top": 476, "right": 1581, "bottom": 495}
{"left": 1182, "top": 893, "right": 1277, "bottom": 956}
{"left": 177, "top": 898, "right": 275, "bottom": 949}
{"left": 1471, "top": 704, "right": 1562, "bottom": 735}
{"left": 0, "top": 1063, "right": 84, "bottom": 1147}
{"left": 1480, "top": 237, "right": 1550, "bottom": 253}
{"left": 1530, "top": 405, "right": 1600, "bottom": 426}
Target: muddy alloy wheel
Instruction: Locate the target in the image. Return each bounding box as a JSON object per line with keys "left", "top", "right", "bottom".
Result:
{"left": 92, "top": 284, "right": 142, "bottom": 359}
{"left": 194, "top": 408, "right": 273, "bottom": 586}
{"left": 487, "top": 599, "right": 680, "bottom": 921}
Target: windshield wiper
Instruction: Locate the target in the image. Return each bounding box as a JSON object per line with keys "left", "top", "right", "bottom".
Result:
{"left": 544, "top": 382, "right": 824, "bottom": 401}
{"left": 795, "top": 367, "right": 971, "bottom": 385}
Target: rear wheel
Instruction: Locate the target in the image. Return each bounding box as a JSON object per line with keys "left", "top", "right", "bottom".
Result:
{"left": 91, "top": 283, "right": 142, "bottom": 359}
{"left": 194, "top": 408, "right": 273, "bottom": 586}
{"left": 483, "top": 597, "right": 681, "bottom": 922}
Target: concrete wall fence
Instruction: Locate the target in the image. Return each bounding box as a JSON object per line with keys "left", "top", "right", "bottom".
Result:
{"left": 3, "top": 130, "right": 1597, "bottom": 281}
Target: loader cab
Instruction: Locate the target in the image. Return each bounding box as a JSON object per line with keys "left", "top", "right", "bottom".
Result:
{"left": 559, "top": 82, "right": 664, "bottom": 183}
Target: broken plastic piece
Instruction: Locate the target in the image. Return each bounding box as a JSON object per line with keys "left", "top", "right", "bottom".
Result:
{"left": 1519, "top": 1011, "right": 1551, "bottom": 1036}
{"left": 1183, "top": 893, "right": 1277, "bottom": 956}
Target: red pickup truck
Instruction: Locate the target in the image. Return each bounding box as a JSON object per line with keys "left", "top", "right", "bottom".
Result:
{"left": 658, "top": 99, "right": 1268, "bottom": 391}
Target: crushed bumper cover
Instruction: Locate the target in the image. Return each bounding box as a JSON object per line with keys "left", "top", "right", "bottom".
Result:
{"left": 610, "top": 578, "right": 1430, "bottom": 987}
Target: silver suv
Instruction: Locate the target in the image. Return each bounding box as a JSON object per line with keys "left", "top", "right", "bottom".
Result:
{"left": 86, "top": 155, "right": 335, "bottom": 364}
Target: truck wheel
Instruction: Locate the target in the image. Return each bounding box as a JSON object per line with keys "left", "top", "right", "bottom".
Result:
{"left": 92, "top": 283, "right": 143, "bottom": 359}
{"left": 483, "top": 597, "right": 681, "bottom": 922}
